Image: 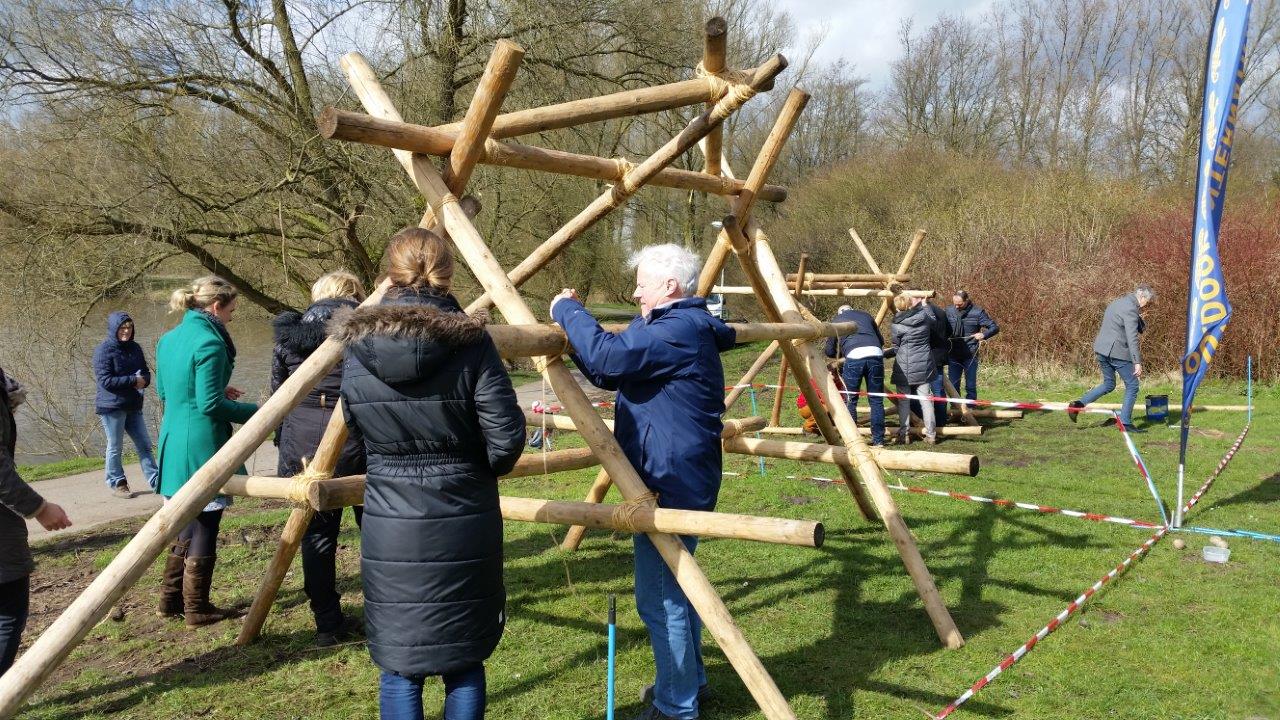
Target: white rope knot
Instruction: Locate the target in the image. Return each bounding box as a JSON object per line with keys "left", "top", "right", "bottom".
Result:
{"left": 611, "top": 492, "right": 658, "bottom": 533}
{"left": 289, "top": 461, "right": 335, "bottom": 505}
{"left": 695, "top": 61, "right": 755, "bottom": 101}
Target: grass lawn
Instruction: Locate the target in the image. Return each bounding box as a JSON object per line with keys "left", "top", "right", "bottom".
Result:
{"left": 17, "top": 454, "right": 138, "bottom": 483}
{"left": 16, "top": 342, "right": 1280, "bottom": 719}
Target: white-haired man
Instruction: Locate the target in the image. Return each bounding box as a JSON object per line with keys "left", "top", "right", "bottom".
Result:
{"left": 1069, "top": 284, "right": 1156, "bottom": 432}
{"left": 551, "top": 243, "right": 736, "bottom": 720}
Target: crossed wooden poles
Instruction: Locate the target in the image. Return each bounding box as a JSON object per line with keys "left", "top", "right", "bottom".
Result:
{"left": 0, "top": 20, "right": 964, "bottom": 719}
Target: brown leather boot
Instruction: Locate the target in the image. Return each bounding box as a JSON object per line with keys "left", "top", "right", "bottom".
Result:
{"left": 183, "top": 556, "right": 240, "bottom": 628}
{"left": 156, "top": 540, "right": 188, "bottom": 618}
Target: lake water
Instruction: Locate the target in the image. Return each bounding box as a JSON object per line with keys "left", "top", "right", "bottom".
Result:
{"left": 1, "top": 294, "right": 276, "bottom": 466}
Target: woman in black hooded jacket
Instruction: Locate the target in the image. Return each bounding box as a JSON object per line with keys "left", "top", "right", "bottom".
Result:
{"left": 332, "top": 227, "right": 524, "bottom": 720}
{"left": 270, "top": 270, "right": 368, "bottom": 646}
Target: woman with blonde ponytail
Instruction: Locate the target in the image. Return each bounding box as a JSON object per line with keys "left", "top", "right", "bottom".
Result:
{"left": 154, "top": 275, "right": 258, "bottom": 627}
{"left": 330, "top": 227, "right": 523, "bottom": 719}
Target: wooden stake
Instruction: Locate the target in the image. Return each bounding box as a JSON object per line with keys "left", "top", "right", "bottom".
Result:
{"left": 723, "top": 436, "right": 978, "bottom": 476}
{"left": 875, "top": 229, "right": 927, "bottom": 326}
{"left": 702, "top": 16, "right": 728, "bottom": 177}
{"left": 715, "top": 285, "right": 935, "bottom": 298}
{"left": 846, "top": 229, "right": 885, "bottom": 275}
{"left": 465, "top": 55, "right": 787, "bottom": 313}
{"left": 340, "top": 52, "right": 797, "bottom": 719}
{"left": 785, "top": 273, "right": 911, "bottom": 283}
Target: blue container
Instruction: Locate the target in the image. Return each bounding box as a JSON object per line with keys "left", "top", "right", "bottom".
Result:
{"left": 1145, "top": 394, "right": 1169, "bottom": 422}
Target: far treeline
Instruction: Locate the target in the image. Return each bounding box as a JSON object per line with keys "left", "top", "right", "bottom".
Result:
{"left": 0, "top": 0, "right": 1278, "bottom": 379}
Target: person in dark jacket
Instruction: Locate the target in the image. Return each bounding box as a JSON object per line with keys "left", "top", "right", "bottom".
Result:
{"left": 824, "top": 305, "right": 886, "bottom": 446}
{"left": 1069, "top": 285, "right": 1156, "bottom": 431}
{"left": 551, "top": 243, "right": 736, "bottom": 720}
{"left": 333, "top": 227, "right": 524, "bottom": 720}
{"left": 155, "top": 276, "right": 259, "bottom": 627}
{"left": 888, "top": 295, "right": 937, "bottom": 444}
{"left": 271, "top": 270, "right": 368, "bottom": 647}
{"left": 922, "top": 301, "right": 952, "bottom": 428}
{"left": 945, "top": 290, "right": 999, "bottom": 401}
{"left": 0, "top": 367, "right": 72, "bottom": 675}
{"left": 92, "top": 312, "right": 159, "bottom": 498}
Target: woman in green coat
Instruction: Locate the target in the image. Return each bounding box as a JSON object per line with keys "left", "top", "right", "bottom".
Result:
{"left": 154, "top": 276, "right": 258, "bottom": 627}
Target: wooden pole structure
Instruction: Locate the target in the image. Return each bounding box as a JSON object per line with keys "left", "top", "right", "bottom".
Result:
{"left": 769, "top": 253, "right": 807, "bottom": 426}
{"left": 785, "top": 273, "right": 912, "bottom": 283}
{"left": 0, "top": 279, "right": 396, "bottom": 716}
{"left": 340, "top": 52, "right": 798, "bottom": 719}
{"left": 941, "top": 374, "right": 978, "bottom": 427}
{"left": 761, "top": 425, "right": 981, "bottom": 438}
{"left": 715, "top": 285, "right": 936, "bottom": 299}
{"left": 724, "top": 341, "right": 779, "bottom": 411}
{"left": 237, "top": 40, "right": 528, "bottom": 647}
{"left": 701, "top": 16, "right": 727, "bottom": 177}
{"left": 484, "top": 319, "right": 855, "bottom": 359}
{"left": 465, "top": 56, "right": 786, "bottom": 313}
{"left": 846, "top": 228, "right": 885, "bottom": 278}
{"left": 723, "top": 436, "right": 979, "bottom": 477}
{"left": 875, "top": 229, "right": 927, "bottom": 326}
{"left": 319, "top": 109, "right": 787, "bottom": 204}
{"left": 529, "top": 412, "right": 766, "bottom": 439}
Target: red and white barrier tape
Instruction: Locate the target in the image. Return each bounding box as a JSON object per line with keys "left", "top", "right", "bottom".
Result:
{"left": 890, "top": 482, "right": 1161, "bottom": 530}
{"left": 1179, "top": 422, "right": 1251, "bottom": 517}
{"left": 933, "top": 526, "right": 1168, "bottom": 719}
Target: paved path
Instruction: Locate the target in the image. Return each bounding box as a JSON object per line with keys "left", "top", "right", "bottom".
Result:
{"left": 26, "top": 374, "right": 611, "bottom": 543}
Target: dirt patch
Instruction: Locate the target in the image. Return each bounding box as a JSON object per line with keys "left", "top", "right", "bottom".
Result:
{"left": 1193, "top": 428, "right": 1228, "bottom": 439}
{"left": 783, "top": 495, "right": 815, "bottom": 505}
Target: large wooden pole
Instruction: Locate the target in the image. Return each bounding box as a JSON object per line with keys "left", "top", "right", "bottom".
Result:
{"left": 340, "top": 52, "right": 797, "bottom": 719}
{"left": 702, "top": 16, "right": 727, "bottom": 177}
{"left": 723, "top": 436, "right": 979, "bottom": 477}
{"left": 0, "top": 285, "right": 395, "bottom": 716}
{"left": 528, "top": 412, "right": 766, "bottom": 439}
{"left": 484, "top": 319, "right": 855, "bottom": 358}
{"left": 846, "top": 228, "right": 885, "bottom": 276}
{"left": 724, "top": 341, "right": 780, "bottom": 411}
{"left": 874, "top": 229, "right": 927, "bottom": 326}
{"left": 716, "top": 286, "right": 936, "bottom": 298}
{"left": 465, "top": 55, "right": 787, "bottom": 313}
{"left": 318, "top": 111, "right": 787, "bottom": 203}
{"left": 785, "top": 273, "right": 912, "bottom": 283}
{"left": 769, "top": 253, "right": 807, "bottom": 426}
{"left": 731, "top": 215, "right": 963, "bottom": 648}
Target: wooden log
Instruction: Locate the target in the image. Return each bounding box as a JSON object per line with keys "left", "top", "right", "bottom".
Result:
{"left": 846, "top": 229, "right": 885, "bottom": 276}
{"left": 723, "top": 436, "right": 979, "bottom": 477}
{"left": 702, "top": 16, "right": 727, "bottom": 177}
{"left": 784, "top": 273, "right": 912, "bottom": 283}
{"left": 465, "top": 55, "right": 787, "bottom": 313}
{"left": 714, "top": 285, "right": 935, "bottom": 298}
{"left": 526, "top": 412, "right": 766, "bottom": 439}
{"left": 941, "top": 372, "right": 978, "bottom": 427}
{"left": 770, "top": 253, "right": 807, "bottom": 426}
{"left": 694, "top": 90, "right": 812, "bottom": 297}
{"left": 0, "top": 284, "right": 395, "bottom": 715}
{"left": 340, "top": 51, "right": 798, "bottom": 719}
{"left": 970, "top": 409, "right": 1023, "bottom": 419}
{"left": 318, "top": 109, "right": 787, "bottom": 203}
{"left": 722, "top": 210, "right": 964, "bottom": 648}
{"left": 760, "top": 425, "right": 980, "bottom": 438}
{"left": 560, "top": 469, "right": 612, "bottom": 551}
{"left": 485, "top": 320, "right": 855, "bottom": 358}
{"left": 875, "top": 230, "right": 927, "bottom": 326}
{"left": 798, "top": 281, "right": 905, "bottom": 290}
{"left": 725, "top": 341, "right": 779, "bottom": 411}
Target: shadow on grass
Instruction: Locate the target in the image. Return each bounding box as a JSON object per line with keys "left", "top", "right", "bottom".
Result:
{"left": 1200, "top": 472, "right": 1280, "bottom": 511}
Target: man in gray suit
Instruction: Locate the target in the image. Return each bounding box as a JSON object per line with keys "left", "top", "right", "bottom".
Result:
{"left": 1068, "top": 285, "right": 1156, "bottom": 431}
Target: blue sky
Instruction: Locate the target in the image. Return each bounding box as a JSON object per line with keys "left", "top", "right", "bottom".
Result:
{"left": 785, "top": 0, "right": 998, "bottom": 89}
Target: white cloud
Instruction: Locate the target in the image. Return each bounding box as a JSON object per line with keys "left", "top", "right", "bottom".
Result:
{"left": 783, "top": 0, "right": 998, "bottom": 89}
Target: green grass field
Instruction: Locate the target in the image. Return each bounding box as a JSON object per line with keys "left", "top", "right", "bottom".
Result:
{"left": 17, "top": 343, "right": 1280, "bottom": 719}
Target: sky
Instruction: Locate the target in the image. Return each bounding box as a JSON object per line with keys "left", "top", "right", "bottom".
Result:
{"left": 784, "top": 0, "right": 998, "bottom": 90}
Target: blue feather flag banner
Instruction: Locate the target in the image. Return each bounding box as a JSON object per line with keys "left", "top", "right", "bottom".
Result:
{"left": 1182, "top": 0, "right": 1251, "bottom": 414}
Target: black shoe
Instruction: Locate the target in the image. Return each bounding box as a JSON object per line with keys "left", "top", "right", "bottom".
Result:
{"left": 112, "top": 483, "right": 134, "bottom": 499}
{"left": 1067, "top": 401, "right": 1083, "bottom": 423}
{"left": 630, "top": 706, "right": 678, "bottom": 720}
{"left": 1101, "top": 416, "right": 1118, "bottom": 427}
{"left": 1123, "top": 424, "right": 1147, "bottom": 433}
{"left": 314, "top": 631, "right": 340, "bottom": 648}
{"left": 641, "top": 683, "right": 711, "bottom": 707}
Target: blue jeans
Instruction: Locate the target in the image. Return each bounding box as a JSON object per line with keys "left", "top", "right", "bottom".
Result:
{"left": 379, "top": 664, "right": 485, "bottom": 720}
{"left": 0, "top": 575, "right": 29, "bottom": 676}
{"left": 841, "top": 357, "right": 885, "bottom": 445}
{"left": 635, "top": 533, "right": 704, "bottom": 719}
{"left": 948, "top": 355, "right": 979, "bottom": 401}
{"left": 100, "top": 410, "right": 159, "bottom": 490}
{"left": 930, "top": 373, "right": 949, "bottom": 428}
{"left": 1080, "top": 353, "right": 1140, "bottom": 426}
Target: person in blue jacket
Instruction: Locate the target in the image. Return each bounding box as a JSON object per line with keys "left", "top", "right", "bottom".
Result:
{"left": 92, "top": 311, "right": 159, "bottom": 498}
{"left": 550, "top": 243, "right": 735, "bottom": 720}
{"left": 824, "top": 305, "right": 887, "bottom": 446}
{"left": 945, "top": 290, "right": 999, "bottom": 401}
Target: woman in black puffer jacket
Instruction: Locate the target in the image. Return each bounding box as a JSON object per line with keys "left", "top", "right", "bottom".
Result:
{"left": 271, "top": 270, "right": 368, "bottom": 646}
{"left": 332, "top": 227, "right": 524, "bottom": 720}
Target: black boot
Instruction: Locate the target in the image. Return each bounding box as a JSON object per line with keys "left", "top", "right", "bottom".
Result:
{"left": 157, "top": 540, "right": 188, "bottom": 618}
{"left": 1067, "top": 400, "right": 1084, "bottom": 423}
{"left": 183, "top": 556, "right": 240, "bottom": 628}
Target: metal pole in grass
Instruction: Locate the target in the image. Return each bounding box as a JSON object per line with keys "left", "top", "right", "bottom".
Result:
{"left": 607, "top": 594, "right": 617, "bottom": 720}
{"left": 1247, "top": 355, "right": 1252, "bottom": 423}
{"left": 747, "top": 388, "right": 766, "bottom": 476}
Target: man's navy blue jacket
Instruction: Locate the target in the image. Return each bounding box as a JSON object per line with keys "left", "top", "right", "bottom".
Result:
{"left": 823, "top": 308, "right": 883, "bottom": 359}
{"left": 552, "top": 296, "right": 736, "bottom": 512}
{"left": 92, "top": 311, "right": 151, "bottom": 415}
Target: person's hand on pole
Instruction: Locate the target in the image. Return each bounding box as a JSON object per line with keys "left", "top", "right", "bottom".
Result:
{"left": 550, "top": 288, "right": 580, "bottom": 316}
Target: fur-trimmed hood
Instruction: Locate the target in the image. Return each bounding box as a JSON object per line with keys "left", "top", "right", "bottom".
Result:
{"left": 273, "top": 298, "right": 358, "bottom": 357}
{"left": 329, "top": 290, "right": 488, "bottom": 386}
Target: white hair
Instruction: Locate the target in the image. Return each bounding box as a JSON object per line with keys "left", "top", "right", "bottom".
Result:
{"left": 628, "top": 243, "right": 701, "bottom": 297}
{"left": 837, "top": 304, "right": 853, "bottom": 314}
{"left": 1135, "top": 284, "right": 1156, "bottom": 304}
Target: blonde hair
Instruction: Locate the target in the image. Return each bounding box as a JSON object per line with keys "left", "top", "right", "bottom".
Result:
{"left": 169, "top": 275, "right": 238, "bottom": 313}
{"left": 892, "top": 295, "right": 912, "bottom": 312}
{"left": 384, "top": 227, "right": 454, "bottom": 291}
{"left": 311, "top": 270, "right": 367, "bottom": 303}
